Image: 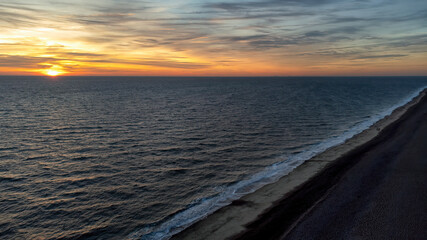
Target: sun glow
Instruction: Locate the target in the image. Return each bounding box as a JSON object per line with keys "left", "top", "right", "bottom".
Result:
{"left": 40, "top": 64, "right": 66, "bottom": 77}
{"left": 46, "top": 69, "right": 61, "bottom": 76}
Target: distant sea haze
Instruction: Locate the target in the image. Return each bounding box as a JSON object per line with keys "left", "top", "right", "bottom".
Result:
{"left": 0, "top": 76, "right": 426, "bottom": 240}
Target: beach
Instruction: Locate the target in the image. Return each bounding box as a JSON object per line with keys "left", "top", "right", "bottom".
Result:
{"left": 172, "top": 89, "right": 427, "bottom": 240}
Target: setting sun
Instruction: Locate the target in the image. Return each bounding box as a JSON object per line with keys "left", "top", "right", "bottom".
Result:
{"left": 46, "top": 69, "right": 61, "bottom": 76}
{"left": 40, "top": 65, "right": 66, "bottom": 76}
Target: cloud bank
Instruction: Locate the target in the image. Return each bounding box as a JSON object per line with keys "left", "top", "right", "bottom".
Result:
{"left": 0, "top": 0, "right": 426, "bottom": 75}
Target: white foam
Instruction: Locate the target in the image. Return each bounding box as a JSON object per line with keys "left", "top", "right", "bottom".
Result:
{"left": 128, "top": 86, "right": 426, "bottom": 240}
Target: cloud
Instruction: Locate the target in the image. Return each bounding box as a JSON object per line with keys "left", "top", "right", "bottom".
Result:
{"left": 0, "top": 55, "right": 58, "bottom": 68}
{"left": 304, "top": 26, "right": 361, "bottom": 37}
{"left": 207, "top": 0, "right": 337, "bottom": 11}
{"left": 353, "top": 54, "right": 407, "bottom": 60}
{"left": 0, "top": 0, "right": 426, "bottom": 75}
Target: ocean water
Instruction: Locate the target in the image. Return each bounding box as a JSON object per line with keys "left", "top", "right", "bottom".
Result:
{"left": 0, "top": 76, "right": 426, "bottom": 240}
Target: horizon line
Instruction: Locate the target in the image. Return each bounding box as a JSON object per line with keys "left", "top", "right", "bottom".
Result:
{"left": 1, "top": 75, "right": 426, "bottom": 78}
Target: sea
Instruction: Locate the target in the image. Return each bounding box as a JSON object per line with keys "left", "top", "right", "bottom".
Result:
{"left": 1, "top": 76, "right": 426, "bottom": 240}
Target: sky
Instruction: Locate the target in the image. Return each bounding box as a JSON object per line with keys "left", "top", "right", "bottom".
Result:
{"left": 0, "top": 0, "right": 426, "bottom": 76}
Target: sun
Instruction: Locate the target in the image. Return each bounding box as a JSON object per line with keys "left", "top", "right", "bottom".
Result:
{"left": 46, "top": 69, "right": 61, "bottom": 76}
{"left": 39, "top": 64, "right": 66, "bottom": 76}
{"left": 40, "top": 66, "right": 66, "bottom": 77}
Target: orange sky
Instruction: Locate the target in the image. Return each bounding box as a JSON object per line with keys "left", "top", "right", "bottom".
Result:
{"left": 1, "top": 0, "right": 426, "bottom": 76}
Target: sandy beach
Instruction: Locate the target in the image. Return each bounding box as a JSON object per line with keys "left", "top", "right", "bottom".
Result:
{"left": 172, "top": 88, "right": 427, "bottom": 240}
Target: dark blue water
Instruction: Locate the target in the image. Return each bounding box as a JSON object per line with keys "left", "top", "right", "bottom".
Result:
{"left": 0, "top": 76, "right": 426, "bottom": 240}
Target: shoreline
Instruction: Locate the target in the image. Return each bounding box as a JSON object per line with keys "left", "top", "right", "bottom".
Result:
{"left": 172, "top": 88, "right": 427, "bottom": 240}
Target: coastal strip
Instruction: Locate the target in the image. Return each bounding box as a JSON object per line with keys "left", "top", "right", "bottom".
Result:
{"left": 172, "top": 88, "right": 427, "bottom": 240}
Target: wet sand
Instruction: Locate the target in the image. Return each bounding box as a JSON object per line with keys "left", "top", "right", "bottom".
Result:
{"left": 173, "top": 89, "right": 426, "bottom": 240}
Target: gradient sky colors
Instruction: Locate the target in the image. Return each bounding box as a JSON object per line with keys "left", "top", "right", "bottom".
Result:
{"left": 1, "top": 0, "right": 426, "bottom": 76}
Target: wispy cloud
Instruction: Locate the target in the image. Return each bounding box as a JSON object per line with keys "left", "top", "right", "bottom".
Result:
{"left": 0, "top": 55, "right": 57, "bottom": 68}
{"left": 353, "top": 54, "right": 407, "bottom": 60}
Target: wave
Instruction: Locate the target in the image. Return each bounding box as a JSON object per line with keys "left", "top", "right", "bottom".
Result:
{"left": 127, "top": 86, "right": 426, "bottom": 240}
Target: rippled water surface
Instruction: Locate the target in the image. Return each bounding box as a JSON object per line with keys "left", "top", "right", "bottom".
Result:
{"left": 1, "top": 76, "right": 426, "bottom": 239}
